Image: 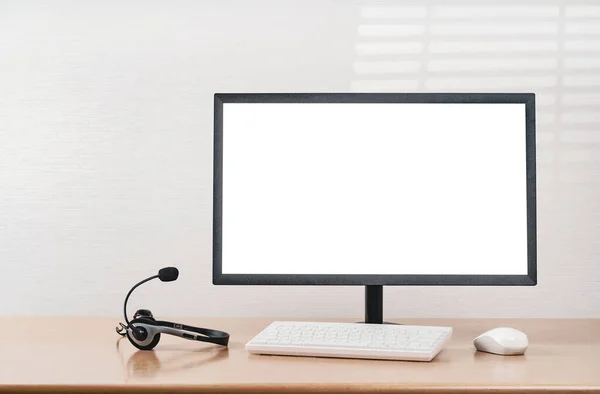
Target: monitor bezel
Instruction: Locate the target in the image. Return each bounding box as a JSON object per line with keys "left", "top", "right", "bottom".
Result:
{"left": 213, "top": 93, "right": 536, "bottom": 286}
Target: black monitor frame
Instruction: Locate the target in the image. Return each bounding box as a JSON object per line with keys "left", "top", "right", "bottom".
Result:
{"left": 213, "top": 93, "right": 536, "bottom": 321}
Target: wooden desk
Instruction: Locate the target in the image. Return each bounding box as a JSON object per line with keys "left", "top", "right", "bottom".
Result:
{"left": 0, "top": 318, "right": 599, "bottom": 393}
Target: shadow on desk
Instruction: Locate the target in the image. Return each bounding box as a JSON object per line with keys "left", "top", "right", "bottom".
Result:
{"left": 116, "top": 337, "right": 229, "bottom": 381}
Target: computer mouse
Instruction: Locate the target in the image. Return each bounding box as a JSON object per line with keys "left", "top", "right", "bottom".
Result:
{"left": 473, "top": 327, "right": 528, "bottom": 355}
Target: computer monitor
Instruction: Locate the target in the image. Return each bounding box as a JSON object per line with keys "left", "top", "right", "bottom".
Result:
{"left": 213, "top": 93, "right": 536, "bottom": 323}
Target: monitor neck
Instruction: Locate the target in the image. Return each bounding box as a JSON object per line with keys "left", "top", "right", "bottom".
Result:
{"left": 364, "top": 285, "right": 384, "bottom": 324}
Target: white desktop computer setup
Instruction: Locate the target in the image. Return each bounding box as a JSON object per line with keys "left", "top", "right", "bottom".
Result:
{"left": 119, "top": 93, "right": 536, "bottom": 362}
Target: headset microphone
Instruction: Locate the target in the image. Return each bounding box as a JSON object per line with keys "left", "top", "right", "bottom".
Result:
{"left": 116, "top": 267, "right": 229, "bottom": 350}
{"left": 158, "top": 267, "right": 179, "bottom": 282}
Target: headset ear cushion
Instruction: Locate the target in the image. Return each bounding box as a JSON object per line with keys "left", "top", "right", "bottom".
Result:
{"left": 127, "top": 317, "right": 161, "bottom": 351}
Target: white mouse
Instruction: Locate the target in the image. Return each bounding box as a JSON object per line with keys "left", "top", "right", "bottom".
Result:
{"left": 473, "top": 327, "right": 528, "bottom": 355}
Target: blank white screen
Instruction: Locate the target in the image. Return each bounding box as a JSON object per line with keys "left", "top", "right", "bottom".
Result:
{"left": 221, "top": 102, "right": 528, "bottom": 275}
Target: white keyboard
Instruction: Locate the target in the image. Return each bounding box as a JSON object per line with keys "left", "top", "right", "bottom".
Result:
{"left": 246, "top": 321, "right": 452, "bottom": 362}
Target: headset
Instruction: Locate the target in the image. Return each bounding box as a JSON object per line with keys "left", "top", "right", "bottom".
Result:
{"left": 115, "top": 267, "right": 230, "bottom": 350}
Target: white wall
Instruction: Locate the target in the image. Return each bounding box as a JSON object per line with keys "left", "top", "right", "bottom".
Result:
{"left": 1, "top": 0, "right": 599, "bottom": 318}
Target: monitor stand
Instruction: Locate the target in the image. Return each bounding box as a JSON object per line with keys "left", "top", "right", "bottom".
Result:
{"left": 361, "top": 285, "right": 398, "bottom": 324}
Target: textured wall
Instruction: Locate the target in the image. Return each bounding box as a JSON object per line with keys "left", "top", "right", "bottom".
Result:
{"left": 1, "top": 0, "right": 599, "bottom": 317}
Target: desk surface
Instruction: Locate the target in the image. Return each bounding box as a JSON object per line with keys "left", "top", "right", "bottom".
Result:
{"left": 0, "top": 317, "right": 599, "bottom": 393}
